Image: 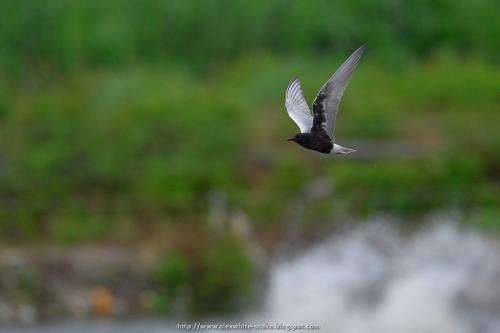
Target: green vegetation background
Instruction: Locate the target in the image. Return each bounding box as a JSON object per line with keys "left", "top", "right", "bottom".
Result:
{"left": 0, "top": 0, "right": 499, "bottom": 313}
{"left": 1, "top": 0, "right": 499, "bottom": 239}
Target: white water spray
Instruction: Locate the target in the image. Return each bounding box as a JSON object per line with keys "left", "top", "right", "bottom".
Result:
{"left": 258, "top": 221, "right": 500, "bottom": 333}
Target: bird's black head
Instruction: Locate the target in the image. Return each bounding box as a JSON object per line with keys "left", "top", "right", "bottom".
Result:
{"left": 287, "top": 133, "right": 309, "bottom": 145}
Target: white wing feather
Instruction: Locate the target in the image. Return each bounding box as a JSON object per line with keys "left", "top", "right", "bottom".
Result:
{"left": 285, "top": 78, "right": 313, "bottom": 133}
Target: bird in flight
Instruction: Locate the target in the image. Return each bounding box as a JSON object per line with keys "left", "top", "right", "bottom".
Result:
{"left": 285, "top": 45, "right": 365, "bottom": 154}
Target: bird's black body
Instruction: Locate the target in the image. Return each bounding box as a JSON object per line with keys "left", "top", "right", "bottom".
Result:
{"left": 288, "top": 133, "right": 333, "bottom": 154}
{"left": 288, "top": 92, "right": 334, "bottom": 154}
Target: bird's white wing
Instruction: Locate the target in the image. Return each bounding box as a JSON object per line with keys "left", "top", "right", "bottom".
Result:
{"left": 312, "top": 45, "right": 365, "bottom": 140}
{"left": 285, "top": 78, "right": 313, "bottom": 133}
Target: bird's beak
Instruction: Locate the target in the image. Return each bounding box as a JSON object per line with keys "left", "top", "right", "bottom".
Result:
{"left": 287, "top": 138, "right": 294, "bottom": 142}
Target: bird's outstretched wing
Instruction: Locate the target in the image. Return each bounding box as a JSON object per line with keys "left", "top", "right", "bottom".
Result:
{"left": 312, "top": 45, "right": 365, "bottom": 140}
{"left": 285, "top": 78, "right": 313, "bottom": 133}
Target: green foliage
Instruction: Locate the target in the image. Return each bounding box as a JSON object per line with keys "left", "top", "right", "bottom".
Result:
{"left": 1, "top": 55, "right": 500, "bottom": 239}
{"left": 154, "top": 253, "right": 192, "bottom": 291}
{"left": 152, "top": 252, "right": 192, "bottom": 313}
{"left": 328, "top": 155, "right": 498, "bottom": 215}
{"left": 151, "top": 236, "right": 256, "bottom": 315}
{"left": 0, "top": 0, "right": 499, "bottom": 78}
{"left": 49, "top": 210, "right": 114, "bottom": 244}
{"left": 469, "top": 208, "right": 500, "bottom": 233}
{"left": 194, "top": 234, "right": 256, "bottom": 313}
{"left": 0, "top": 1, "right": 500, "bottom": 240}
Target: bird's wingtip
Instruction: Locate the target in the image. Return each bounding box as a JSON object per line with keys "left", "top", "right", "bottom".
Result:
{"left": 286, "top": 76, "right": 301, "bottom": 94}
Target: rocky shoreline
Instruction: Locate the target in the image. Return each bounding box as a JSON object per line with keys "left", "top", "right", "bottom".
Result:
{"left": 0, "top": 246, "right": 160, "bottom": 324}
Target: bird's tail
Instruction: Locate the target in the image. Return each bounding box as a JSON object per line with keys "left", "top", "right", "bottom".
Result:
{"left": 333, "top": 144, "right": 356, "bottom": 154}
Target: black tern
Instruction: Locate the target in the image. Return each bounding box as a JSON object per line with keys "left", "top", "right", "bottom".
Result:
{"left": 285, "top": 45, "right": 365, "bottom": 154}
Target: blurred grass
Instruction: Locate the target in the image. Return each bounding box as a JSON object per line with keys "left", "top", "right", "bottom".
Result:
{"left": 152, "top": 234, "right": 256, "bottom": 315}
{"left": 1, "top": 0, "right": 498, "bottom": 78}
{"left": 1, "top": 54, "right": 499, "bottom": 239}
